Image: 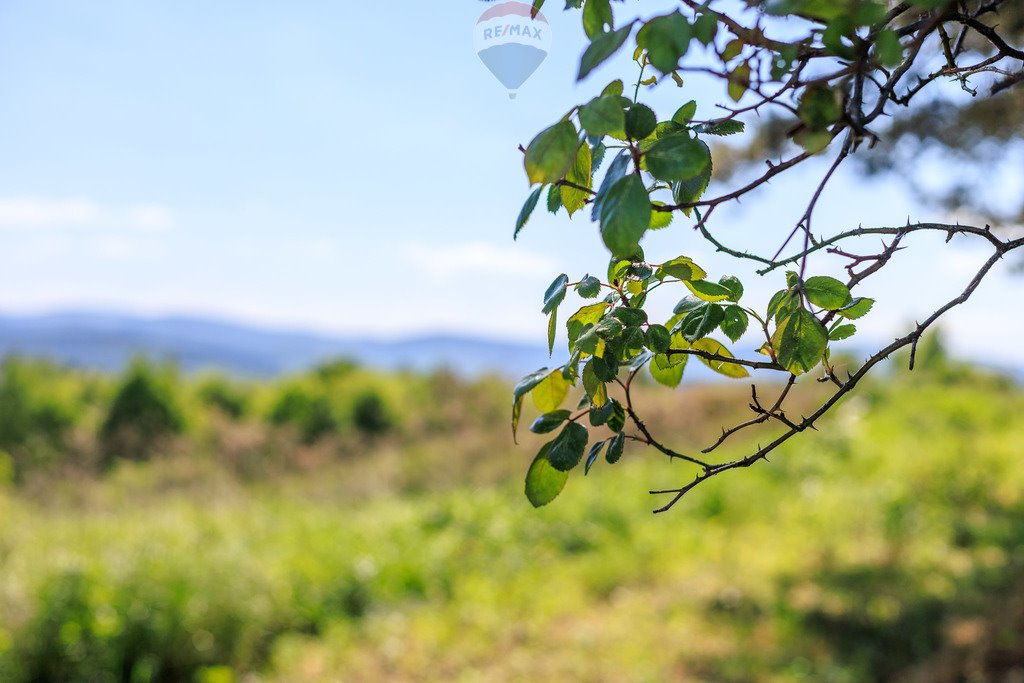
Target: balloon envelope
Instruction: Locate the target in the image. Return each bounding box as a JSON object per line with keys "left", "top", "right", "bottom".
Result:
{"left": 474, "top": 2, "right": 551, "bottom": 95}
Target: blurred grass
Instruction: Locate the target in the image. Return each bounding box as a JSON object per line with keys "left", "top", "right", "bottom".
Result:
{"left": 1, "top": 355, "right": 1024, "bottom": 681}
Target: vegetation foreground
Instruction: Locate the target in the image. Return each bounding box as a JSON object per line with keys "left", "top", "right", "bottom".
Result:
{"left": 2, "top": 357, "right": 1024, "bottom": 681}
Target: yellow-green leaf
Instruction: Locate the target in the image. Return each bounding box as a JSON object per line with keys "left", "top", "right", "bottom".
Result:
{"left": 691, "top": 338, "right": 750, "bottom": 378}
{"left": 525, "top": 121, "right": 579, "bottom": 185}
{"left": 560, "top": 143, "right": 593, "bottom": 216}
{"left": 531, "top": 369, "right": 570, "bottom": 413}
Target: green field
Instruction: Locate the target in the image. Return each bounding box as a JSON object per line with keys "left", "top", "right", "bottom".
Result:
{"left": 2, "top": 356, "right": 1024, "bottom": 681}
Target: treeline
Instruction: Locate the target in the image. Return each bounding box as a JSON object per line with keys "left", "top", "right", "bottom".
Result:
{"left": 0, "top": 356, "right": 508, "bottom": 485}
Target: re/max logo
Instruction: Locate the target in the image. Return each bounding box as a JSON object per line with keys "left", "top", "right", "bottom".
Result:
{"left": 482, "top": 24, "right": 543, "bottom": 41}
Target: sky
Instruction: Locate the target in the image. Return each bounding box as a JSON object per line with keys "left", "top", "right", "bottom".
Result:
{"left": 0, "top": 1, "right": 1022, "bottom": 367}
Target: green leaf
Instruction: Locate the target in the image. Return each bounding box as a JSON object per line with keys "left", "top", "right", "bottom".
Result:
{"left": 829, "top": 323, "right": 856, "bottom": 341}
{"left": 679, "top": 303, "right": 724, "bottom": 343}
{"left": 837, "top": 297, "right": 874, "bottom": 320}
{"left": 564, "top": 347, "right": 581, "bottom": 383}
{"left": 525, "top": 121, "right": 580, "bottom": 185}
{"left": 605, "top": 432, "right": 625, "bottom": 464}
{"left": 768, "top": 288, "right": 801, "bottom": 322}
{"left": 515, "top": 187, "right": 543, "bottom": 239}
{"left": 591, "top": 312, "right": 623, "bottom": 336}
{"left": 685, "top": 279, "right": 733, "bottom": 302}
{"left": 671, "top": 159, "right": 712, "bottom": 217}
{"left": 697, "top": 119, "right": 745, "bottom": 136}
{"left": 728, "top": 62, "right": 750, "bottom": 102}
{"left": 591, "top": 354, "right": 617, "bottom": 381}
{"left": 822, "top": 16, "right": 855, "bottom": 60}
{"left": 582, "top": 360, "right": 609, "bottom": 408}
{"left": 599, "top": 173, "right": 651, "bottom": 258}
{"left": 718, "top": 275, "right": 744, "bottom": 302}
{"left": 674, "top": 296, "right": 704, "bottom": 316}
{"left": 591, "top": 152, "right": 631, "bottom": 222}
{"left": 625, "top": 104, "right": 657, "bottom": 140}
{"left": 602, "top": 79, "right": 624, "bottom": 97}
{"left": 773, "top": 308, "right": 828, "bottom": 375}
{"left": 621, "top": 326, "right": 645, "bottom": 358}
{"left": 546, "top": 185, "right": 563, "bottom": 214}
{"left": 692, "top": 11, "right": 718, "bottom": 45}
{"left": 512, "top": 367, "right": 550, "bottom": 440}
{"left": 583, "top": 0, "right": 613, "bottom": 39}
{"left": 657, "top": 256, "right": 707, "bottom": 281}
{"left": 542, "top": 273, "right": 569, "bottom": 314}
{"left": 547, "top": 421, "right": 589, "bottom": 471}
{"left": 525, "top": 442, "right": 568, "bottom": 507}
{"left": 766, "top": 289, "right": 788, "bottom": 320}
{"left": 798, "top": 85, "right": 840, "bottom": 131}
{"left": 589, "top": 400, "right": 614, "bottom": 426}
{"left": 645, "top": 135, "right": 711, "bottom": 183}
{"left": 530, "top": 409, "right": 572, "bottom": 434}
{"left": 649, "top": 203, "right": 673, "bottom": 230}
{"left": 611, "top": 307, "right": 647, "bottom": 327}
{"left": 722, "top": 38, "right": 744, "bottom": 62}
{"left": 794, "top": 129, "right": 833, "bottom": 154}
{"left": 691, "top": 338, "right": 750, "bottom": 378}
{"left": 579, "top": 95, "right": 626, "bottom": 138}
{"left": 803, "top": 276, "right": 852, "bottom": 310}
{"left": 567, "top": 302, "right": 611, "bottom": 347}
{"left": 650, "top": 352, "right": 686, "bottom": 387}
{"left": 645, "top": 324, "right": 671, "bottom": 353}
{"left": 532, "top": 369, "right": 570, "bottom": 413}
{"left": 875, "top": 28, "right": 903, "bottom": 67}
{"left": 636, "top": 11, "right": 692, "bottom": 73}
{"left": 578, "top": 23, "right": 634, "bottom": 81}
{"left": 561, "top": 143, "right": 593, "bottom": 216}
{"left": 547, "top": 309, "right": 557, "bottom": 356}
{"left": 672, "top": 101, "right": 697, "bottom": 125}
{"left": 607, "top": 399, "right": 626, "bottom": 433}
{"left": 591, "top": 141, "right": 607, "bottom": 172}
{"left": 584, "top": 439, "right": 607, "bottom": 475}
{"left": 721, "top": 305, "right": 749, "bottom": 343}
{"left": 576, "top": 275, "right": 601, "bottom": 298}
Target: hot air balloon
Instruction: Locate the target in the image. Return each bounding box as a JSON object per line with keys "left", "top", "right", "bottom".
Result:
{"left": 474, "top": 2, "right": 551, "bottom": 99}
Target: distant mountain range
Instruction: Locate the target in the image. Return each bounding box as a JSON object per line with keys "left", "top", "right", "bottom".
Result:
{"left": 0, "top": 311, "right": 555, "bottom": 378}
{"left": 4, "top": 311, "right": 1018, "bottom": 383}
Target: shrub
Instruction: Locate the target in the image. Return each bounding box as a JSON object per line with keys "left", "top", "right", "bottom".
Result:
{"left": 197, "top": 376, "right": 249, "bottom": 419}
{"left": 268, "top": 385, "right": 337, "bottom": 444}
{"left": 351, "top": 389, "right": 394, "bottom": 437}
{"left": 99, "top": 361, "right": 184, "bottom": 465}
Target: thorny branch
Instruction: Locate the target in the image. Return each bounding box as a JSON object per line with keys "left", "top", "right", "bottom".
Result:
{"left": 625, "top": 0, "right": 1024, "bottom": 511}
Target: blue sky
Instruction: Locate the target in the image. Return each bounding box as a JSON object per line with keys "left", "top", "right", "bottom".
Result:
{"left": 0, "top": 1, "right": 1021, "bottom": 367}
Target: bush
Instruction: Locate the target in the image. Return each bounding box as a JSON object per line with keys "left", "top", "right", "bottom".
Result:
{"left": 0, "top": 359, "right": 74, "bottom": 448}
{"left": 99, "top": 361, "right": 184, "bottom": 465}
{"left": 0, "top": 359, "right": 75, "bottom": 479}
{"left": 268, "top": 385, "right": 337, "bottom": 444}
{"left": 197, "top": 376, "right": 249, "bottom": 419}
{"left": 351, "top": 389, "right": 394, "bottom": 437}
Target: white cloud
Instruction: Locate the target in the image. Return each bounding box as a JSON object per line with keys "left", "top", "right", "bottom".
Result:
{"left": 401, "top": 241, "right": 557, "bottom": 280}
{"left": 0, "top": 197, "right": 174, "bottom": 232}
